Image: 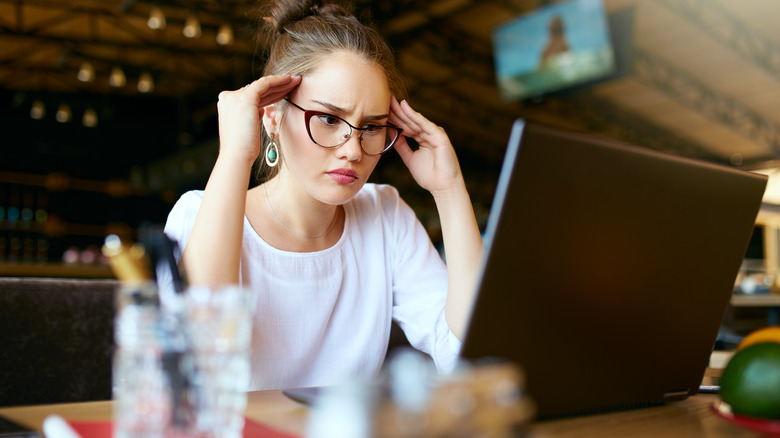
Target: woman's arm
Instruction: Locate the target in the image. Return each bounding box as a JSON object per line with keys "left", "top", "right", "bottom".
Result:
{"left": 429, "top": 178, "right": 484, "bottom": 340}
{"left": 181, "top": 74, "right": 301, "bottom": 287}
{"left": 388, "top": 98, "right": 484, "bottom": 339}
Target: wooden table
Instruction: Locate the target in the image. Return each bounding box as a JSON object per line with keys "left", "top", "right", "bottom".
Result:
{"left": 0, "top": 391, "right": 768, "bottom": 437}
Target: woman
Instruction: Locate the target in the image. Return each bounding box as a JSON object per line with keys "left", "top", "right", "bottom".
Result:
{"left": 163, "top": 0, "right": 484, "bottom": 391}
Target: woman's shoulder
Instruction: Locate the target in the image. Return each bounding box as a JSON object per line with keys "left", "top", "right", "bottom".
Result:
{"left": 165, "top": 190, "right": 205, "bottom": 224}
{"left": 178, "top": 189, "right": 205, "bottom": 203}
{"left": 169, "top": 190, "right": 205, "bottom": 211}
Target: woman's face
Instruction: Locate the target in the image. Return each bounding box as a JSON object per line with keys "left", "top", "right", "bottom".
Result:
{"left": 268, "top": 51, "right": 392, "bottom": 206}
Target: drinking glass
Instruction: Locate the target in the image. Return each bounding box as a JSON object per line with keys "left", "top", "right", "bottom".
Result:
{"left": 113, "top": 284, "right": 255, "bottom": 438}
{"left": 185, "top": 286, "right": 255, "bottom": 438}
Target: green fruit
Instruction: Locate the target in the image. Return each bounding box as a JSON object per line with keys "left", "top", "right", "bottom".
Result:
{"left": 719, "top": 342, "right": 780, "bottom": 420}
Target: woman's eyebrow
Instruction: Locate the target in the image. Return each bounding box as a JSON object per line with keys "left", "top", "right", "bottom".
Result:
{"left": 312, "top": 99, "right": 389, "bottom": 121}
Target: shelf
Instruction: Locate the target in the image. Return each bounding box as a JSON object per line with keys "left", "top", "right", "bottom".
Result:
{"left": 0, "top": 170, "right": 146, "bottom": 196}
{"left": 0, "top": 263, "right": 114, "bottom": 279}
{"left": 0, "top": 221, "right": 135, "bottom": 239}
{"left": 730, "top": 293, "right": 780, "bottom": 327}
{"left": 731, "top": 293, "right": 780, "bottom": 307}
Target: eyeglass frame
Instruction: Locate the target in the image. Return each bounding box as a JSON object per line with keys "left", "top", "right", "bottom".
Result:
{"left": 283, "top": 98, "right": 403, "bottom": 156}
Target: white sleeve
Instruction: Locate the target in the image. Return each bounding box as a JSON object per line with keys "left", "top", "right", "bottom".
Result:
{"left": 156, "top": 191, "right": 203, "bottom": 291}
{"left": 381, "top": 186, "right": 462, "bottom": 373}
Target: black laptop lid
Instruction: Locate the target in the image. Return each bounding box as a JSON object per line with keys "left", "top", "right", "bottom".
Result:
{"left": 460, "top": 120, "right": 767, "bottom": 419}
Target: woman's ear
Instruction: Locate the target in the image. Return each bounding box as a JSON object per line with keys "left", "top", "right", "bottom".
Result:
{"left": 262, "top": 104, "right": 279, "bottom": 135}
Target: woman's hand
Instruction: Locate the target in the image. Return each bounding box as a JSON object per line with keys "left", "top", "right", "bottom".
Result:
{"left": 388, "top": 97, "right": 464, "bottom": 194}
{"left": 216, "top": 74, "right": 302, "bottom": 165}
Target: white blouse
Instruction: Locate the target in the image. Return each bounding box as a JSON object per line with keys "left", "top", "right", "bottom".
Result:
{"left": 162, "top": 183, "right": 461, "bottom": 390}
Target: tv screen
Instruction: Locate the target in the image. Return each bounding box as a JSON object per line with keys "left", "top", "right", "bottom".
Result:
{"left": 492, "top": 0, "right": 616, "bottom": 101}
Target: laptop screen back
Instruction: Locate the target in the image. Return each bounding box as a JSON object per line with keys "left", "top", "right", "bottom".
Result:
{"left": 460, "top": 120, "right": 767, "bottom": 419}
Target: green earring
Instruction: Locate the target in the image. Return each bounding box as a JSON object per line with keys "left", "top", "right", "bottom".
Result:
{"left": 265, "top": 138, "right": 279, "bottom": 167}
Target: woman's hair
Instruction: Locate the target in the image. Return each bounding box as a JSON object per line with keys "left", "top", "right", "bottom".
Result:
{"left": 253, "top": 0, "right": 406, "bottom": 183}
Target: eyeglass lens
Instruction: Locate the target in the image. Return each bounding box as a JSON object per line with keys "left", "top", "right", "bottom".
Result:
{"left": 308, "top": 114, "right": 399, "bottom": 155}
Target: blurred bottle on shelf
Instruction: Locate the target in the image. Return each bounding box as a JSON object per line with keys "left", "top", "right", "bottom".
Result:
{"left": 22, "top": 234, "right": 35, "bottom": 263}
{"left": 20, "top": 187, "right": 35, "bottom": 230}
{"left": 0, "top": 185, "right": 6, "bottom": 227}
{"left": 6, "top": 186, "right": 21, "bottom": 228}
{"left": 36, "top": 237, "right": 49, "bottom": 264}
{"left": 7, "top": 232, "right": 21, "bottom": 264}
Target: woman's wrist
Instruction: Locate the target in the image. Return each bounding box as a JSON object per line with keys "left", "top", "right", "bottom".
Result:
{"left": 216, "top": 145, "right": 259, "bottom": 170}
{"left": 429, "top": 174, "right": 468, "bottom": 203}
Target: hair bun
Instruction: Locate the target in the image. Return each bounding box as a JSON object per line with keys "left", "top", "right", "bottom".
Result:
{"left": 308, "top": 1, "right": 349, "bottom": 17}
{"left": 265, "top": 0, "right": 350, "bottom": 35}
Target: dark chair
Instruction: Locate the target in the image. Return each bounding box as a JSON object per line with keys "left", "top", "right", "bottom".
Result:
{"left": 0, "top": 276, "right": 415, "bottom": 407}
{"left": 0, "top": 277, "right": 118, "bottom": 407}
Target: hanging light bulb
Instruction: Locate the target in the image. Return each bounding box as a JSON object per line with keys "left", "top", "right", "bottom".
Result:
{"left": 183, "top": 12, "right": 201, "bottom": 38}
{"left": 83, "top": 108, "right": 98, "bottom": 128}
{"left": 137, "top": 71, "right": 154, "bottom": 93}
{"left": 77, "top": 61, "right": 95, "bottom": 82}
{"left": 109, "top": 66, "right": 126, "bottom": 87}
{"left": 148, "top": 6, "right": 166, "bottom": 30}
{"left": 216, "top": 22, "right": 234, "bottom": 45}
{"left": 56, "top": 103, "right": 72, "bottom": 123}
{"left": 30, "top": 100, "right": 46, "bottom": 119}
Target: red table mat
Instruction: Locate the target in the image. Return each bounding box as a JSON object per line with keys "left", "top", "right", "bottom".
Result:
{"left": 67, "top": 417, "right": 299, "bottom": 438}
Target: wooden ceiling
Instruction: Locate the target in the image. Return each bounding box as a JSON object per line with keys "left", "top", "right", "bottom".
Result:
{"left": 2, "top": 0, "right": 780, "bottom": 209}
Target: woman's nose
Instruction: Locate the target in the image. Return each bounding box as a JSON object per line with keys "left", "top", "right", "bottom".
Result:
{"left": 337, "top": 132, "right": 363, "bottom": 161}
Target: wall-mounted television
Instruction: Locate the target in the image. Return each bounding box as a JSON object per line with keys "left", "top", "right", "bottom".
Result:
{"left": 492, "top": 0, "right": 617, "bottom": 101}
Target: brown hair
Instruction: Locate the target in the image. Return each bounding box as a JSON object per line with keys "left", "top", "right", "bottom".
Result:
{"left": 253, "top": 0, "right": 406, "bottom": 182}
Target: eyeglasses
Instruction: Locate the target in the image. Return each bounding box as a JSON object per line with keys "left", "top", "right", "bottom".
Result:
{"left": 284, "top": 98, "right": 402, "bottom": 156}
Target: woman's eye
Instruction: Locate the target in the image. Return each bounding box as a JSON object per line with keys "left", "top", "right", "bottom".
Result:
{"left": 362, "top": 125, "right": 383, "bottom": 134}
{"left": 316, "top": 115, "right": 341, "bottom": 126}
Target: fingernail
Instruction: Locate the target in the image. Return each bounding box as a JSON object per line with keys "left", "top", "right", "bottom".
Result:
{"left": 291, "top": 73, "right": 301, "bottom": 78}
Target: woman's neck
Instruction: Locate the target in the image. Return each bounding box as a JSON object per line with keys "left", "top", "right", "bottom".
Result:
{"left": 246, "top": 176, "right": 344, "bottom": 252}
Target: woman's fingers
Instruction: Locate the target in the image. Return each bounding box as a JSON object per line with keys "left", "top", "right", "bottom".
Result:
{"left": 389, "top": 98, "right": 420, "bottom": 132}
{"left": 256, "top": 75, "right": 302, "bottom": 106}
{"left": 389, "top": 98, "right": 443, "bottom": 143}
{"left": 220, "top": 74, "right": 301, "bottom": 107}
{"left": 246, "top": 74, "right": 301, "bottom": 94}
{"left": 257, "top": 88, "right": 293, "bottom": 107}
{"left": 392, "top": 131, "right": 414, "bottom": 163}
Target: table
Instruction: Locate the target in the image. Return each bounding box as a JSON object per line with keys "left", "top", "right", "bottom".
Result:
{"left": 0, "top": 391, "right": 769, "bottom": 438}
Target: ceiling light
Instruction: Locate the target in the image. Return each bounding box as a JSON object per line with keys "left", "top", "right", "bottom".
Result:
{"left": 216, "top": 23, "right": 234, "bottom": 45}
{"left": 77, "top": 61, "right": 94, "bottom": 82}
{"left": 183, "top": 12, "right": 201, "bottom": 38}
{"left": 109, "top": 66, "right": 126, "bottom": 87}
{"left": 137, "top": 71, "right": 154, "bottom": 93}
{"left": 83, "top": 108, "right": 98, "bottom": 128}
{"left": 148, "top": 6, "right": 166, "bottom": 30}
{"left": 30, "top": 100, "right": 46, "bottom": 119}
{"left": 56, "top": 104, "right": 72, "bottom": 123}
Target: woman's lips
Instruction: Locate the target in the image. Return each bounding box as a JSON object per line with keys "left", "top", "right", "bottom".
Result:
{"left": 326, "top": 168, "right": 359, "bottom": 184}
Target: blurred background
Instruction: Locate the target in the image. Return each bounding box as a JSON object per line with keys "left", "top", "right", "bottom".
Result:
{"left": 1, "top": 0, "right": 780, "bottom": 298}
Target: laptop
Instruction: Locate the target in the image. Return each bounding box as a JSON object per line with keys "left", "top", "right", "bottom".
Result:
{"left": 460, "top": 119, "right": 767, "bottom": 419}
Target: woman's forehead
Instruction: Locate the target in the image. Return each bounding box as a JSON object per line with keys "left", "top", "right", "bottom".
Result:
{"left": 294, "top": 53, "right": 391, "bottom": 111}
